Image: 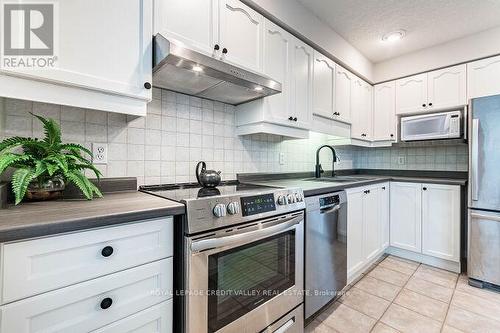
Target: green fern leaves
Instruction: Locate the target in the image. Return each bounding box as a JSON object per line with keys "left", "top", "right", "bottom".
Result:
{"left": 0, "top": 114, "right": 103, "bottom": 204}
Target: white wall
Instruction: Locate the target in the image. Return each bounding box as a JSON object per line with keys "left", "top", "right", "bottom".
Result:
{"left": 374, "top": 26, "right": 500, "bottom": 82}
{"left": 244, "top": 0, "right": 374, "bottom": 81}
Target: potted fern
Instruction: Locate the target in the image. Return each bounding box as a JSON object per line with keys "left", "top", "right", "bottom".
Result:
{"left": 0, "top": 113, "right": 102, "bottom": 205}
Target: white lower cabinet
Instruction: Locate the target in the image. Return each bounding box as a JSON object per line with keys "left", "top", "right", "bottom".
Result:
{"left": 390, "top": 182, "right": 422, "bottom": 252}
{"left": 422, "top": 183, "right": 461, "bottom": 262}
{"left": 0, "top": 218, "right": 174, "bottom": 333}
{"left": 347, "top": 183, "right": 389, "bottom": 281}
{"left": 390, "top": 182, "right": 461, "bottom": 263}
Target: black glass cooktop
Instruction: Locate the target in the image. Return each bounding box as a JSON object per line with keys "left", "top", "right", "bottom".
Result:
{"left": 139, "top": 181, "right": 278, "bottom": 202}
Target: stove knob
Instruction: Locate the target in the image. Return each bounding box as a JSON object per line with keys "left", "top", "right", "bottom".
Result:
{"left": 277, "top": 195, "right": 287, "bottom": 205}
{"left": 227, "top": 202, "right": 240, "bottom": 215}
{"left": 287, "top": 193, "right": 296, "bottom": 204}
{"left": 295, "top": 192, "right": 303, "bottom": 202}
{"left": 213, "top": 203, "right": 227, "bottom": 217}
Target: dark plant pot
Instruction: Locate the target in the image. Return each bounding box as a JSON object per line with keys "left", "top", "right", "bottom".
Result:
{"left": 25, "top": 177, "right": 65, "bottom": 202}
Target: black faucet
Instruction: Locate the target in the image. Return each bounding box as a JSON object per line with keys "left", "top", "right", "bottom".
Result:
{"left": 315, "top": 145, "right": 338, "bottom": 178}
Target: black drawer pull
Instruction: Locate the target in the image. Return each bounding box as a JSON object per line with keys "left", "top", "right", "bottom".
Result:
{"left": 293, "top": 117, "right": 298, "bottom": 122}
{"left": 423, "top": 187, "right": 427, "bottom": 191}
{"left": 101, "top": 246, "right": 114, "bottom": 257}
{"left": 100, "top": 297, "right": 113, "bottom": 310}
{"left": 144, "top": 82, "right": 152, "bottom": 90}
{"left": 288, "top": 116, "right": 294, "bottom": 121}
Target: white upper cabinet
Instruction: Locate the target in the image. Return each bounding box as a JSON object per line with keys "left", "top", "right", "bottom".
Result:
{"left": 154, "top": 0, "right": 217, "bottom": 55}
{"left": 312, "top": 51, "right": 336, "bottom": 120}
{"left": 290, "top": 40, "right": 313, "bottom": 129}
{"left": 218, "top": 0, "right": 264, "bottom": 73}
{"left": 396, "top": 65, "right": 467, "bottom": 115}
{"left": 427, "top": 64, "right": 466, "bottom": 110}
{"left": 421, "top": 184, "right": 460, "bottom": 262}
{"left": 467, "top": 54, "right": 500, "bottom": 99}
{"left": 395, "top": 73, "right": 428, "bottom": 115}
{"left": 335, "top": 65, "right": 354, "bottom": 123}
{"left": 0, "top": 0, "right": 153, "bottom": 116}
{"left": 390, "top": 182, "right": 422, "bottom": 253}
{"left": 373, "top": 81, "right": 396, "bottom": 141}
{"left": 260, "top": 20, "right": 292, "bottom": 124}
{"left": 235, "top": 21, "right": 311, "bottom": 138}
{"left": 351, "top": 77, "right": 373, "bottom": 140}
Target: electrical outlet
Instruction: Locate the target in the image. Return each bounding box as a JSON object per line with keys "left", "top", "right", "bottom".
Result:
{"left": 279, "top": 152, "right": 286, "bottom": 165}
{"left": 398, "top": 155, "right": 406, "bottom": 165}
{"left": 92, "top": 143, "right": 108, "bottom": 164}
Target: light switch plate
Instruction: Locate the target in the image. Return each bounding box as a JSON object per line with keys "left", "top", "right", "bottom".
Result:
{"left": 92, "top": 143, "right": 108, "bottom": 164}
{"left": 279, "top": 152, "right": 286, "bottom": 165}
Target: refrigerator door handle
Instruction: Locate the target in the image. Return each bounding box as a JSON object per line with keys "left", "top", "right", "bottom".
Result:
{"left": 472, "top": 119, "right": 479, "bottom": 201}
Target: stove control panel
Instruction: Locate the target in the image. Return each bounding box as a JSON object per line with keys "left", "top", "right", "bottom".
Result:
{"left": 241, "top": 193, "right": 276, "bottom": 217}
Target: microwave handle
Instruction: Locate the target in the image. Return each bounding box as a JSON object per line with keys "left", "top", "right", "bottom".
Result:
{"left": 191, "top": 215, "right": 302, "bottom": 252}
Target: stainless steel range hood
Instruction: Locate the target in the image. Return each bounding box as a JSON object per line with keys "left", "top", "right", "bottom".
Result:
{"left": 153, "top": 34, "right": 282, "bottom": 105}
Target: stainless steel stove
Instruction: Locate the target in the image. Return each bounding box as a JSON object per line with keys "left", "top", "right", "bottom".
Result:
{"left": 140, "top": 181, "right": 305, "bottom": 333}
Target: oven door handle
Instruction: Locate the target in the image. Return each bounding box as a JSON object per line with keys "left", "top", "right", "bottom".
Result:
{"left": 191, "top": 215, "right": 302, "bottom": 253}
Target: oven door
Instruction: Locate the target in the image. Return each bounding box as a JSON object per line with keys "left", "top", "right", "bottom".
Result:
{"left": 185, "top": 212, "right": 304, "bottom": 333}
{"left": 401, "top": 112, "right": 459, "bottom": 141}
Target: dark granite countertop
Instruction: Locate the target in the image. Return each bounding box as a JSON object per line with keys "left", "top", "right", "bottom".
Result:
{"left": 239, "top": 170, "right": 467, "bottom": 197}
{"left": 0, "top": 191, "right": 185, "bottom": 242}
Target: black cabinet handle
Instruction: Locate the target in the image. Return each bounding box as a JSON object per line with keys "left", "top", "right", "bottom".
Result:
{"left": 422, "top": 103, "right": 426, "bottom": 107}
{"left": 390, "top": 134, "right": 394, "bottom": 137}
{"left": 144, "top": 82, "right": 152, "bottom": 90}
{"left": 423, "top": 187, "right": 427, "bottom": 191}
{"left": 293, "top": 117, "right": 298, "bottom": 122}
{"left": 214, "top": 44, "right": 220, "bottom": 51}
{"left": 101, "top": 246, "right": 114, "bottom": 257}
{"left": 382, "top": 186, "right": 386, "bottom": 190}
{"left": 364, "top": 190, "right": 371, "bottom": 194}
{"left": 100, "top": 297, "right": 113, "bottom": 310}
{"left": 361, "top": 133, "right": 366, "bottom": 137}
{"left": 288, "top": 116, "right": 294, "bottom": 121}
{"left": 429, "top": 102, "right": 433, "bottom": 106}
{"left": 222, "top": 48, "right": 228, "bottom": 54}
{"left": 333, "top": 112, "right": 340, "bottom": 116}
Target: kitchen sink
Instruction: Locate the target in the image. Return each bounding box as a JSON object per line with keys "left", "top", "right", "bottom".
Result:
{"left": 303, "top": 176, "right": 375, "bottom": 183}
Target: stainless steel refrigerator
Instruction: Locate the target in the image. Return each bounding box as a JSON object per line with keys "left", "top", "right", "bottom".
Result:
{"left": 468, "top": 94, "right": 500, "bottom": 288}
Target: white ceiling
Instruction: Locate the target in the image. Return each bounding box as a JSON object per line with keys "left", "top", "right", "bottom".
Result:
{"left": 296, "top": 0, "right": 500, "bottom": 63}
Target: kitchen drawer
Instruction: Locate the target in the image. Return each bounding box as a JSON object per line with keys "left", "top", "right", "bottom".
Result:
{"left": 0, "top": 258, "right": 172, "bottom": 333}
{"left": 1, "top": 217, "right": 173, "bottom": 304}
{"left": 92, "top": 300, "right": 172, "bottom": 333}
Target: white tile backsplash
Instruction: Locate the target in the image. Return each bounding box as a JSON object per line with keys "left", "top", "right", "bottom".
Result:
{"left": 0, "top": 90, "right": 467, "bottom": 186}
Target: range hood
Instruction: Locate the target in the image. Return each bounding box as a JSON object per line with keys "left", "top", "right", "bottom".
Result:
{"left": 152, "top": 34, "right": 282, "bottom": 105}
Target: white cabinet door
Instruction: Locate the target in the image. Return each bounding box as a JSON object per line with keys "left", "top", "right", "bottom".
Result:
{"left": 373, "top": 81, "right": 396, "bottom": 141}
{"left": 422, "top": 184, "right": 461, "bottom": 262}
{"left": 154, "top": 0, "right": 217, "bottom": 56}
{"left": 290, "top": 39, "right": 313, "bottom": 129}
{"left": 351, "top": 78, "right": 373, "bottom": 140}
{"left": 363, "top": 187, "right": 380, "bottom": 262}
{"left": 313, "top": 51, "right": 336, "bottom": 119}
{"left": 347, "top": 189, "right": 364, "bottom": 279}
{"left": 379, "top": 183, "right": 390, "bottom": 250}
{"left": 335, "top": 65, "right": 353, "bottom": 123}
{"left": 467, "top": 55, "right": 500, "bottom": 99}
{"left": 396, "top": 73, "right": 427, "bottom": 115}
{"left": 261, "top": 20, "right": 292, "bottom": 125}
{"left": 427, "top": 64, "right": 466, "bottom": 110}
{"left": 218, "top": 0, "right": 264, "bottom": 73}
{"left": 390, "top": 182, "right": 422, "bottom": 252}
{"left": 1, "top": 0, "right": 152, "bottom": 102}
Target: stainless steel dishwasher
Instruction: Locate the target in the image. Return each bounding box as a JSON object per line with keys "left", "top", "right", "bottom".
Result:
{"left": 305, "top": 191, "right": 347, "bottom": 320}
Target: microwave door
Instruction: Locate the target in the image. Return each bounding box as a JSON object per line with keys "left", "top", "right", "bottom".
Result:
{"left": 402, "top": 114, "right": 449, "bottom": 141}
{"left": 470, "top": 95, "right": 500, "bottom": 212}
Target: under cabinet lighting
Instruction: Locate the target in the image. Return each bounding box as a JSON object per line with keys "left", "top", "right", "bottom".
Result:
{"left": 192, "top": 65, "right": 203, "bottom": 72}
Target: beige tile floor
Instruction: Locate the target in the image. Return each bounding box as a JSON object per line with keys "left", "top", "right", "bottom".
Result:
{"left": 305, "top": 255, "right": 500, "bottom": 333}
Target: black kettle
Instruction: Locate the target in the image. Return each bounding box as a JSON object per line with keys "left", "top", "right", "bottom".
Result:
{"left": 195, "top": 161, "right": 221, "bottom": 188}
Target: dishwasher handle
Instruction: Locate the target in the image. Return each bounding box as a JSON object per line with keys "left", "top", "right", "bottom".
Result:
{"left": 320, "top": 204, "right": 341, "bottom": 214}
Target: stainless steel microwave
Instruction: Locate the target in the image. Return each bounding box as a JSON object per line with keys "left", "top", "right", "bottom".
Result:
{"left": 400, "top": 110, "right": 462, "bottom": 141}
